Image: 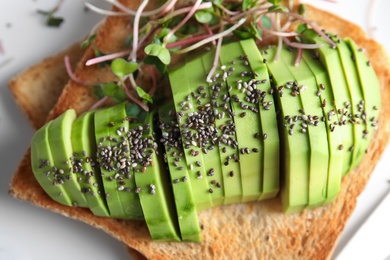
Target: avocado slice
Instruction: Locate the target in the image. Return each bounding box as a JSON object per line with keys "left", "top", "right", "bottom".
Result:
{"left": 201, "top": 51, "right": 243, "bottom": 205}
{"left": 334, "top": 38, "right": 368, "bottom": 172}
{"left": 301, "top": 50, "right": 343, "bottom": 203}
{"left": 346, "top": 38, "right": 381, "bottom": 165}
{"left": 131, "top": 112, "right": 181, "bottom": 241}
{"left": 31, "top": 120, "right": 72, "bottom": 206}
{"left": 303, "top": 31, "right": 355, "bottom": 176}
{"left": 169, "top": 63, "right": 214, "bottom": 211}
{"left": 71, "top": 111, "right": 110, "bottom": 216}
{"left": 158, "top": 104, "right": 201, "bottom": 241}
{"left": 279, "top": 47, "right": 329, "bottom": 208}
{"left": 218, "top": 41, "right": 264, "bottom": 202}
{"left": 263, "top": 46, "right": 310, "bottom": 213}
{"left": 239, "top": 39, "right": 280, "bottom": 200}
{"left": 94, "top": 103, "right": 143, "bottom": 219}
{"left": 48, "top": 109, "right": 88, "bottom": 207}
{"left": 183, "top": 54, "right": 225, "bottom": 206}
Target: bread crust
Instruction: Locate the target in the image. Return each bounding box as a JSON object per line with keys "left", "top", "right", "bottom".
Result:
{"left": 8, "top": 2, "right": 390, "bottom": 259}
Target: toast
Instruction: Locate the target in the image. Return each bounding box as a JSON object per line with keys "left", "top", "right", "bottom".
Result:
{"left": 8, "top": 1, "right": 390, "bottom": 259}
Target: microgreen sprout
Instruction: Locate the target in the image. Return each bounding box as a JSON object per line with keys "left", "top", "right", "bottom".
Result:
{"left": 37, "top": 0, "right": 65, "bottom": 27}
{"left": 83, "top": 0, "right": 339, "bottom": 111}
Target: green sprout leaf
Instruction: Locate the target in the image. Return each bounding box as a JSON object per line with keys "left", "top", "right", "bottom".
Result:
{"left": 298, "top": 4, "right": 307, "bottom": 16}
{"left": 136, "top": 87, "right": 153, "bottom": 104}
{"left": 268, "top": 5, "right": 289, "bottom": 12}
{"left": 93, "top": 83, "right": 127, "bottom": 103}
{"left": 195, "top": 10, "right": 215, "bottom": 24}
{"left": 296, "top": 23, "right": 308, "bottom": 34}
{"left": 111, "top": 58, "right": 139, "bottom": 79}
{"left": 37, "top": 9, "right": 64, "bottom": 27}
{"left": 143, "top": 55, "right": 167, "bottom": 73}
{"left": 233, "top": 23, "right": 262, "bottom": 40}
{"left": 144, "top": 43, "right": 171, "bottom": 65}
{"left": 267, "top": 0, "right": 282, "bottom": 5}
{"left": 242, "top": 0, "right": 256, "bottom": 11}
{"left": 125, "top": 103, "right": 148, "bottom": 122}
{"left": 81, "top": 34, "right": 96, "bottom": 49}
{"left": 260, "top": 16, "right": 272, "bottom": 29}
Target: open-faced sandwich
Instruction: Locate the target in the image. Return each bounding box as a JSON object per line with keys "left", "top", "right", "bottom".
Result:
{"left": 8, "top": 0, "right": 390, "bottom": 259}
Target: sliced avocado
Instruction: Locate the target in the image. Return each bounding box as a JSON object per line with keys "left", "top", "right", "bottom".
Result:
{"left": 303, "top": 31, "right": 355, "bottom": 175}
{"left": 335, "top": 38, "right": 368, "bottom": 171}
{"left": 346, "top": 38, "right": 381, "bottom": 165}
{"left": 201, "top": 51, "right": 243, "bottom": 205}
{"left": 132, "top": 112, "right": 181, "bottom": 241}
{"left": 240, "top": 39, "right": 280, "bottom": 200}
{"left": 94, "top": 103, "right": 143, "bottom": 219}
{"left": 183, "top": 54, "right": 225, "bottom": 206}
{"left": 301, "top": 50, "right": 343, "bottom": 203}
{"left": 218, "top": 41, "right": 264, "bottom": 202}
{"left": 158, "top": 104, "right": 201, "bottom": 242}
{"left": 169, "top": 64, "right": 214, "bottom": 211}
{"left": 31, "top": 120, "right": 72, "bottom": 206}
{"left": 263, "top": 46, "right": 310, "bottom": 213}
{"left": 279, "top": 47, "right": 329, "bottom": 208}
{"left": 48, "top": 109, "right": 88, "bottom": 207}
{"left": 71, "top": 111, "right": 110, "bottom": 216}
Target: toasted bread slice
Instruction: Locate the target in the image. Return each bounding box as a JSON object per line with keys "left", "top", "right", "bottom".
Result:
{"left": 8, "top": 42, "right": 84, "bottom": 130}
{"left": 9, "top": 2, "right": 390, "bottom": 259}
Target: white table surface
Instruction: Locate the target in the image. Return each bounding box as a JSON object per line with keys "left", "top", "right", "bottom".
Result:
{"left": 0, "top": 1, "right": 389, "bottom": 259}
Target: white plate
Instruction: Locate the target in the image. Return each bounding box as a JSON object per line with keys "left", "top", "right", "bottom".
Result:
{"left": 0, "top": 1, "right": 389, "bottom": 259}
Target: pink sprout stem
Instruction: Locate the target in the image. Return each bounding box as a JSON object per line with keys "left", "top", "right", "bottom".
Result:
{"left": 131, "top": 0, "right": 149, "bottom": 62}
{"left": 294, "top": 47, "right": 302, "bottom": 66}
{"left": 166, "top": 34, "right": 212, "bottom": 49}
{"left": 89, "top": 96, "right": 109, "bottom": 111}
{"left": 285, "top": 11, "right": 336, "bottom": 47}
{"left": 206, "top": 36, "right": 223, "bottom": 83}
{"left": 163, "top": 0, "right": 202, "bottom": 46}
{"left": 64, "top": 55, "right": 86, "bottom": 85}
{"left": 85, "top": 50, "right": 130, "bottom": 66}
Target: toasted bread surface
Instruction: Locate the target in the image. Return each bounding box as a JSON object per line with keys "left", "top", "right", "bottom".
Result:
{"left": 8, "top": 42, "right": 84, "bottom": 130}
{"left": 8, "top": 2, "right": 390, "bottom": 259}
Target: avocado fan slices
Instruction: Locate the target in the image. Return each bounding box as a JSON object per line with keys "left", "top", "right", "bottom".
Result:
{"left": 169, "top": 62, "right": 214, "bottom": 211}
{"left": 48, "top": 109, "right": 88, "bottom": 207}
{"left": 239, "top": 39, "right": 280, "bottom": 200}
{"left": 130, "top": 112, "right": 181, "bottom": 241}
{"left": 262, "top": 46, "right": 310, "bottom": 213}
{"left": 158, "top": 104, "right": 201, "bottom": 241}
{"left": 183, "top": 54, "right": 225, "bottom": 206}
{"left": 278, "top": 46, "right": 329, "bottom": 208}
{"left": 31, "top": 120, "right": 72, "bottom": 206}
{"left": 301, "top": 50, "right": 343, "bottom": 203}
{"left": 218, "top": 41, "right": 265, "bottom": 202}
{"left": 71, "top": 111, "right": 110, "bottom": 216}
{"left": 201, "top": 50, "right": 243, "bottom": 205}
{"left": 30, "top": 37, "right": 382, "bottom": 241}
{"left": 94, "top": 102, "right": 143, "bottom": 219}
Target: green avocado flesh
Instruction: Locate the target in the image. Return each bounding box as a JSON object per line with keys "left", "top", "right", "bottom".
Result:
{"left": 183, "top": 55, "right": 225, "bottom": 206}
{"left": 169, "top": 59, "right": 214, "bottom": 211}
{"left": 48, "top": 109, "right": 88, "bottom": 207}
{"left": 301, "top": 51, "right": 343, "bottom": 203}
{"left": 131, "top": 112, "right": 181, "bottom": 241}
{"left": 262, "top": 46, "right": 310, "bottom": 213}
{"left": 201, "top": 51, "right": 243, "bottom": 204}
{"left": 279, "top": 47, "right": 329, "bottom": 208}
{"left": 31, "top": 120, "right": 72, "bottom": 205}
{"left": 95, "top": 102, "right": 143, "bottom": 219}
{"left": 71, "top": 111, "right": 110, "bottom": 216}
{"left": 304, "top": 32, "right": 355, "bottom": 176}
{"left": 218, "top": 41, "right": 265, "bottom": 202}
{"left": 31, "top": 36, "right": 381, "bottom": 241}
{"left": 346, "top": 38, "right": 381, "bottom": 166}
{"left": 159, "top": 104, "right": 201, "bottom": 242}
